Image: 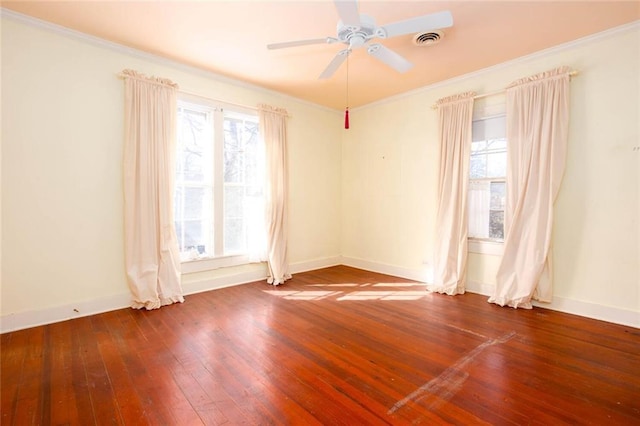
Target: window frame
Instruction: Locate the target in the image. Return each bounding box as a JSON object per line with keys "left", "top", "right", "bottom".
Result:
{"left": 175, "top": 94, "right": 262, "bottom": 270}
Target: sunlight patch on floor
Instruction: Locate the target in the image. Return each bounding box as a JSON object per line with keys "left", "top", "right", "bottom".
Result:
{"left": 261, "top": 290, "right": 343, "bottom": 300}
{"left": 371, "top": 283, "right": 425, "bottom": 288}
{"left": 337, "top": 291, "right": 427, "bottom": 301}
{"left": 262, "top": 282, "right": 428, "bottom": 301}
{"left": 306, "top": 283, "right": 360, "bottom": 287}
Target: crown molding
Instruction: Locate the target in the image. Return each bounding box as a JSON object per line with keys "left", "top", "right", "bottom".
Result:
{"left": 0, "top": 7, "right": 339, "bottom": 114}
{"left": 357, "top": 20, "right": 640, "bottom": 112}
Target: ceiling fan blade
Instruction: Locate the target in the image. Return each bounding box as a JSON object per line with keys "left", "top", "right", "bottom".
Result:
{"left": 267, "top": 37, "right": 337, "bottom": 50}
{"left": 366, "top": 44, "right": 413, "bottom": 73}
{"left": 379, "top": 10, "right": 453, "bottom": 38}
{"left": 334, "top": 0, "right": 361, "bottom": 27}
{"left": 319, "top": 49, "right": 350, "bottom": 79}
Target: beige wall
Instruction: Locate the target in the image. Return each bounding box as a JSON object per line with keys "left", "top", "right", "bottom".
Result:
{"left": 342, "top": 24, "right": 639, "bottom": 325}
{"left": 1, "top": 16, "right": 342, "bottom": 330}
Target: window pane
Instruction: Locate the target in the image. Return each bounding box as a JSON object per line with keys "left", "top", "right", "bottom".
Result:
{"left": 245, "top": 184, "right": 262, "bottom": 198}
{"left": 224, "top": 185, "right": 244, "bottom": 218}
{"left": 243, "top": 122, "right": 259, "bottom": 146}
{"left": 472, "top": 115, "right": 506, "bottom": 142}
{"left": 179, "top": 151, "right": 204, "bottom": 182}
{"left": 224, "top": 150, "right": 242, "bottom": 183}
{"left": 224, "top": 217, "right": 244, "bottom": 253}
{"left": 175, "top": 220, "right": 211, "bottom": 254}
{"left": 489, "top": 210, "right": 504, "bottom": 240}
{"left": 183, "top": 220, "right": 203, "bottom": 248}
{"left": 177, "top": 108, "right": 209, "bottom": 182}
{"left": 468, "top": 181, "right": 490, "bottom": 238}
{"left": 486, "top": 139, "right": 507, "bottom": 151}
{"left": 183, "top": 187, "right": 205, "bottom": 219}
{"left": 471, "top": 141, "right": 486, "bottom": 152}
{"left": 224, "top": 118, "right": 242, "bottom": 151}
{"left": 470, "top": 154, "right": 487, "bottom": 178}
{"left": 174, "top": 186, "right": 213, "bottom": 257}
{"left": 490, "top": 182, "right": 506, "bottom": 210}
{"left": 487, "top": 152, "right": 507, "bottom": 177}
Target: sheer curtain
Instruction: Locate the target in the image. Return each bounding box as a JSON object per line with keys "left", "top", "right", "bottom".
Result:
{"left": 122, "top": 69, "right": 184, "bottom": 309}
{"left": 489, "top": 67, "right": 571, "bottom": 308}
{"left": 428, "top": 92, "right": 475, "bottom": 295}
{"left": 259, "top": 104, "right": 291, "bottom": 285}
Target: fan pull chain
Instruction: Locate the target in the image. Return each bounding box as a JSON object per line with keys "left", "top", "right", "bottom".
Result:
{"left": 345, "top": 52, "right": 350, "bottom": 130}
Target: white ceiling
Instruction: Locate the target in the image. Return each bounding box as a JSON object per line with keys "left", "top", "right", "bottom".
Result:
{"left": 2, "top": 1, "right": 639, "bottom": 110}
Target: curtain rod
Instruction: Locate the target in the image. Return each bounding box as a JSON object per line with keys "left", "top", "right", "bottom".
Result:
{"left": 181, "top": 90, "right": 292, "bottom": 117}
{"left": 116, "top": 73, "right": 289, "bottom": 117}
{"left": 116, "top": 71, "right": 178, "bottom": 88}
{"left": 179, "top": 89, "right": 258, "bottom": 112}
{"left": 431, "top": 70, "right": 579, "bottom": 110}
{"left": 180, "top": 90, "right": 291, "bottom": 118}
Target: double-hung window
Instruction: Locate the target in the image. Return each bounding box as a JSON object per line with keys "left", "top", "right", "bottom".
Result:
{"left": 468, "top": 112, "right": 507, "bottom": 253}
{"left": 174, "top": 97, "right": 265, "bottom": 265}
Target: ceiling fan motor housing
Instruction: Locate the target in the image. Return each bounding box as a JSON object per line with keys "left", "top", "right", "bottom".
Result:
{"left": 337, "top": 14, "right": 379, "bottom": 48}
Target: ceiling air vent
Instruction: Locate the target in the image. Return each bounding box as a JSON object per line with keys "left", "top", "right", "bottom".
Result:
{"left": 413, "top": 30, "right": 444, "bottom": 46}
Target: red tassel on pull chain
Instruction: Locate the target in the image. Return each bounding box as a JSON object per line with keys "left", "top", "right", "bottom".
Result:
{"left": 344, "top": 52, "right": 350, "bottom": 130}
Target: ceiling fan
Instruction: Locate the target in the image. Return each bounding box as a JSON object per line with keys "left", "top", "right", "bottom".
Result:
{"left": 267, "top": 0, "right": 453, "bottom": 79}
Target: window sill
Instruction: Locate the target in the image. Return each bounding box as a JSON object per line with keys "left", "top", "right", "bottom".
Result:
{"left": 468, "top": 239, "right": 504, "bottom": 256}
{"left": 181, "top": 254, "right": 252, "bottom": 274}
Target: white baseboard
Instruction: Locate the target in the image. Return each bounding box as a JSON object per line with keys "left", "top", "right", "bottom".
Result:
{"left": 531, "top": 296, "right": 640, "bottom": 329}
{"left": 466, "top": 280, "right": 639, "bottom": 329}
{"left": 0, "top": 273, "right": 267, "bottom": 334}
{"left": 3, "top": 260, "right": 637, "bottom": 333}
{"left": 340, "top": 256, "right": 432, "bottom": 283}
{"left": 0, "top": 256, "right": 342, "bottom": 333}
{"left": 0, "top": 269, "right": 273, "bottom": 334}
{"left": 290, "top": 256, "right": 342, "bottom": 274}
{"left": 0, "top": 293, "right": 132, "bottom": 334}
{"left": 465, "top": 280, "right": 495, "bottom": 296}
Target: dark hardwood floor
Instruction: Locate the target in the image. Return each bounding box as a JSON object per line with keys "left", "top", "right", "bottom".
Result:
{"left": 2, "top": 265, "right": 639, "bottom": 425}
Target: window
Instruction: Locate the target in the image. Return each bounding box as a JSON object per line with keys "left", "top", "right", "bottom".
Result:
{"left": 469, "top": 114, "right": 506, "bottom": 244}
{"left": 174, "top": 98, "right": 264, "bottom": 263}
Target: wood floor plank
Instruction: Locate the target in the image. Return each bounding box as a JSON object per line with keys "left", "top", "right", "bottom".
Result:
{"left": 95, "top": 312, "right": 148, "bottom": 424}
{"left": 2, "top": 265, "right": 639, "bottom": 424}
{"left": 1, "top": 331, "right": 21, "bottom": 425}
{"left": 69, "top": 317, "right": 98, "bottom": 425}
{"left": 12, "top": 327, "right": 45, "bottom": 426}
{"left": 108, "top": 310, "right": 173, "bottom": 425}
{"left": 47, "top": 320, "right": 81, "bottom": 425}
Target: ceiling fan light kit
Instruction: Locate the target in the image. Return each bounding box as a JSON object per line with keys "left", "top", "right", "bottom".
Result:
{"left": 267, "top": 0, "right": 453, "bottom": 128}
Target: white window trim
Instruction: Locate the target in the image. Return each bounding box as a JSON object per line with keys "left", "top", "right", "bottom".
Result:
{"left": 468, "top": 239, "right": 504, "bottom": 256}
